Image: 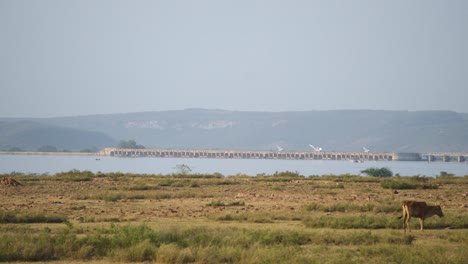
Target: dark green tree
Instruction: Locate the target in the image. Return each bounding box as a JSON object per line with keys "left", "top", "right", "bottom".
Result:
{"left": 360, "top": 167, "right": 393, "bottom": 178}
{"left": 116, "top": 139, "right": 145, "bottom": 149}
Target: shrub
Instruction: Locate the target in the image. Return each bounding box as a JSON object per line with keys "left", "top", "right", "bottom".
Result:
{"left": 272, "top": 171, "right": 304, "bottom": 178}
{"left": 112, "top": 239, "right": 156, "bottom": 262}
{"left": 381, "top": 180, "right": 417, "bottom": 189}
{"left": 304, "top": 202, "right": 321, "bottom": 211}
{"left": 156, "top": 243, "right": 180, "bottom": 263}
{"left": 0, "top": 210, "right": 67, "bottom": 223}
{"left": 248, "top": 229, "right": 311, "bottom": 246}
{"left": 434, "top": 175, "right": 466, "bottom": 185}
{"left": 380, "top": 178, "right": 439, "bottom": 190}
{"left": 207, "top": 200, "right": 245, "bottom": 207}
{"left": 254, "top": 171, "right": 304, "bottom": 182}
{"left": 98, "top": 193, "right": 125, "bottom": 202}
{"left": 53, "top": 170, "right": 94, "bottom": 182}
{"left": 361, "top": 167, "right": 393, "bottom": 177}
{"left": 207, "top": 200, "right": 225, "bottom": 207}
{"left": 0, "top": 232, "right": 55, "bottom": 261}
{"left": 189, "top": 181, "right": 200, "bottom": 187}
{"left": 127, "top": 184, "right": 160, "bottom": 191}
{"left": 387, "top": 235, "right": 416, "bottom": 245}
{"left": 217, "top": 214, "right": 248, "bottom": 221}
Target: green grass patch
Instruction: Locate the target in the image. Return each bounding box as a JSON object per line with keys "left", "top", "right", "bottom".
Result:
{"left": 126, "top": 184, "right": 161, "bottom": 191}
{"left": 381, "top": 179, "right": 417, "bottom": 189}
{"left": 304, "top": 202, "right": 400, "bottom": 213}
{"left": 0, "top": 210, "right": 67, "bottom": 224}
{"left": 0, "top": 224, "right": 466, "bottom": 263}
{"left": 303, "top": 214, "right": 402, "bottom": 229}
{"left": 381, "top": 176, "right": 440, "bottom": 189}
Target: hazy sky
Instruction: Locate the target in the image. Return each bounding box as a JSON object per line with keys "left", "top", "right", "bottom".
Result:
{"left": 1, "top": 0, "right": 467, "bottom": 118}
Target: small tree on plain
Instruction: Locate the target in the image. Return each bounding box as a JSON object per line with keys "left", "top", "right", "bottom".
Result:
{"left": 174, "top": 164, "right": 192, "bottom": 175}
{"left": 360, "top": 167, "right": 393, "bottom": 178}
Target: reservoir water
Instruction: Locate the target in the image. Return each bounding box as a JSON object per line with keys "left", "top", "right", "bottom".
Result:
{"left": 0, "top": 155, "right": 467, "bottom": 177}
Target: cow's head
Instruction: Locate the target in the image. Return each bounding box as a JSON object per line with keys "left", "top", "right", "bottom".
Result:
{"left": 434, "top": 205, "right": 444, "bottom": 217}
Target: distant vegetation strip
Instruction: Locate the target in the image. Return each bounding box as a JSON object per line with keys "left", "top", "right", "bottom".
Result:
{"left": 3, "top": 168, "right": 466, "bottom": 186}
{"left": 0, "top": 210, "right": 67, "bottom": 224}
{"left": 0, "top": 151, "right": 99, "bottom": 156}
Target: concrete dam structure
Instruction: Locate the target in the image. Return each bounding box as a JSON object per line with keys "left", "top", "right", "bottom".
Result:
{"left": 99, "top": 148, "right": 468, "bottom": 162}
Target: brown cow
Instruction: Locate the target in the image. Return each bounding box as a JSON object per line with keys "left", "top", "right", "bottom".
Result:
{"left": 399, "top": 200, "right": 444, "bottom": 232}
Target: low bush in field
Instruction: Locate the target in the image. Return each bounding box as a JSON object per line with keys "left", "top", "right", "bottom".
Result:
{"left": 126, "top": 184, "right": 161, "bottom": 191}
{"left": 320, "top": 174, "right": 382, "bottom": 183}
{"left": 304, "top": 202, "right": 400, "bottom": 213}
{"left": 303, "top": 215, "right": 401, "bottom": 229}
{"left": 207, "top": 200, "right": 245, "bottom": 207}
{"left": 214, "top": 211, "right": 304, "bottom": 223}
{"left": 381, "top": 180, "right": 417, "bottom": 189}
{"left": 381, "top": 176, "right": 439, "bottom": 190}
{"left": 97, "top": 193, "right": 125, "bottom": 202}
{"left": 217, "top": 214, "right": 249, "bottom": 221}
{"left": 254, "top": 171, "right": 305, "bottom": 182}
{"left": 52, "top": 170, "right": 95, "bottom": 182}
{"left": 361, "top": 167, "right": 393, "bottom": 177}
{"left": 434, "top": 175, "right": 468, "bottom": 184}
{"left": 171, "top": 173, "right": 223, "bottom": 179}
{"left": 0, "top": 232, "right": 56, "bottom": 261}
{"left": 0, "top": 210, "right": 67, "bottom": 224}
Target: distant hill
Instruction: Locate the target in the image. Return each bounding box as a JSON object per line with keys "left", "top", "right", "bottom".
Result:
{"left": 0, "top": 120, "right": 116, "bottom": 151}
{"left": 1, "top": 109, "right": 463, "bottom": 153}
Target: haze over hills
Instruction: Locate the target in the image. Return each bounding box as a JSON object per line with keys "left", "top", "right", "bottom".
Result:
{"left": 1, "top": 109, "right": 468, "bottom": 153}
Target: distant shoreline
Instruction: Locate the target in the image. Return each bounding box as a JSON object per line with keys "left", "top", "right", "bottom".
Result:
{"left": 0, "top": 151, "right": 100, "bottom": 156}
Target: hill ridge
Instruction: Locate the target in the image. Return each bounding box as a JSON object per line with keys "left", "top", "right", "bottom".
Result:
{"left": 1, "top": 109, "right": 467, "bottom": 152}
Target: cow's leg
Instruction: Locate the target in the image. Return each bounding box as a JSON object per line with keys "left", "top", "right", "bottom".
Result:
{"left": 406, "top": 216, "right": 412, "bottom": 232}
{"left": 402, "top": 205, "right": 411, "bottom": 232}
{"left": 419, "top": 218, "right": 424, "bottom": 231}
{"left": 402, "top": 206, "right": 407, "bottom": 232}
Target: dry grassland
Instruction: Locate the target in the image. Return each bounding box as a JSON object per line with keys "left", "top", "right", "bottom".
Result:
{"left": 1, "top": 171, "right": 467, "bottom": 263}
